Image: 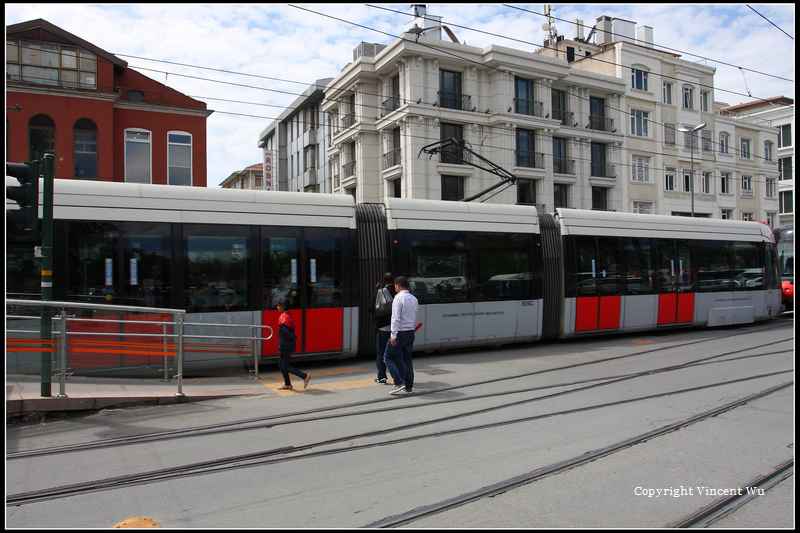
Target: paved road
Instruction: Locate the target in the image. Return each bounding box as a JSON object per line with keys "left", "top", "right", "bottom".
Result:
{"left": 5, "top": 316, "right": 794, "bottom": 528}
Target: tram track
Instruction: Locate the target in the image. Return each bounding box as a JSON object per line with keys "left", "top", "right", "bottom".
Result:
{"left": 6, "top": 369, "right": 793, "bottom": 507}
{"left": 7, "top": 326, "right": 793, "bottom": 460}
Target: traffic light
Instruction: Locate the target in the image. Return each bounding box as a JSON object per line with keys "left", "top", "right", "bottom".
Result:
{"left": 6, "top": 161, "right": 41, "bottom": 238}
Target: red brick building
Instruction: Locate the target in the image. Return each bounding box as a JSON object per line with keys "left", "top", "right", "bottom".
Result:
{"left": 6, "top": 19, "right": 212, "bottom": 186}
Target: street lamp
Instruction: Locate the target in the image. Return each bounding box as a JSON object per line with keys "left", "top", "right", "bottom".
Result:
{"left": 677, "top": 123, "right": 706, "bottom": 217}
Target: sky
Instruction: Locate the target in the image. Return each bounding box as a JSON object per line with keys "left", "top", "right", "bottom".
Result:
{"left": 5, "top": 3, "right": 795, "bottom": 187}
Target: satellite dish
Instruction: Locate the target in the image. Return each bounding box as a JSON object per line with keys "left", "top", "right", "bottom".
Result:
{"left": 542, "top": 23, "right": 550, "bottom": 31}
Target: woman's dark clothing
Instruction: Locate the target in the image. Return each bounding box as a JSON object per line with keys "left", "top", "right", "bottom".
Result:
{"left": 278, "top": 311, "right": 306, "bottom": 386}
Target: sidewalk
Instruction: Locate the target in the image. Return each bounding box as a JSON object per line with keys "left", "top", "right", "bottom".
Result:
{"left": 6, "top": 364, "right": 381, "bottom": 416}
{"left": 6, "top": 372, "right": 269, "bottom": 415}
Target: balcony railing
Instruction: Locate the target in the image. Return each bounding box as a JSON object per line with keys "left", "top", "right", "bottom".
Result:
{"left": 553, "top": 108, "right": 574, "bottom": 126}
{"left": 341, "top": 111, "right": 356, "bottom": 130}
{"left": 588, "top": 115, "right": 615, "bottom": 132}
{"left": 515, "top": 150, "right": 545, "bottom": 169}
{"left": 514, "top": 98, "right": 544, "bottom": 117}
{"left": 342, "top": 160, "right": 356, "bottom": 178}
{"left": 382, "top": 94, "right": 401, "bottom": 116}
{"left": 553, "top": 157, "right": 576, "bottom": 175}
{"left": 440, "top": 145, "right": 472, "bottom": 165}
{"left": 382, "top": 148, "right": 401, "bottom": 170}
{"left": 591, "top": 163, "right": 616, "bottom": 178}
{"left": 438, "top": 91, "right": 472, "bottom": 111}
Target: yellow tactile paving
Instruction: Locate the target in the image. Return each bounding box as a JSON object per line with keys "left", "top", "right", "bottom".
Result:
{"left": 258, "top": 366, "right": 383, "bottom": 395}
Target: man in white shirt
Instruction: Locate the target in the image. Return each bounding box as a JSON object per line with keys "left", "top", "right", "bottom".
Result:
{"left": 385, "top": 276, "right": 419, "bottom": 395}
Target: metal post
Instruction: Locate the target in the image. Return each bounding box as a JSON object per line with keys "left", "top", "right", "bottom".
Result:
{"left": 252, "top": 325, "right": 260, "bottom": 380}
{"left": 161, "top": 322, "right": 170, "bottom": 382}
{"left": 690, "top": 132, "right": 695, "bottom": 218}
{"left": 174, "top": 312, "right": 185, "bottom": 398}
{"left": 39, "top": 153, "right": 55, "bottom": 397}
{"left": 57, "top": 309, "right": 68, "bottom": 398}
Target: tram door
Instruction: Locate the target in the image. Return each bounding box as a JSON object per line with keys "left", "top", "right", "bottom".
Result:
{"left": 656, "top": 239, "right": 695, "bottom": 325}
{"left": 574, "top": 236, "right": 622, "bottom": 332}
{"left": 261, "top": 229, "right": 343, "bottom": 356}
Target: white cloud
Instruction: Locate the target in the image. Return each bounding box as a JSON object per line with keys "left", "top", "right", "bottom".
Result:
{"left": 5, "top": 3, "right": 794, "bottom": 187}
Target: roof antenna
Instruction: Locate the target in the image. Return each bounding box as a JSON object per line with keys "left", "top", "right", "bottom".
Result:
{"left": 739, "top": 67, "right": 752, "bottom": 97}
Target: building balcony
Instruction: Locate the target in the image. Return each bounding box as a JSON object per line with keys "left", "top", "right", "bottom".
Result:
{"left": 381, "top": 94, "right": 401, "bottom": 116}
{"left": 439, "top": 145, "right": 473, "bottom": 165}
{"left": 341, "top": 112, "right": 356, "bottom": 130}
{"left": 553, "top": 108, "right": 574, "bottom": 127}
{"left": 342, "top": 160, "right": 356, "bottom": 178}
{"left": 382, "top": 148, "right": 401, "bottom": 170}
{"left": 588, "top": 116, "right": 615, "bottom": 132}
{"left": 591, "top": 163, "right": 616, "bottom": 178}
{"left": 514, "top": 98, "right": 544, "bottom": 118}
{"left": 515, "top": 150, "right": 545, "bottom": 169}
{"left": 553, "top": 157, "right": 576, "bottom": 175}
{"left": 438, "top": 91, "right": 472, "bottom": 111}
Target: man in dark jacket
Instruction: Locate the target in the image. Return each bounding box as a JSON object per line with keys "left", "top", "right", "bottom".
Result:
{"left": 374, "top": 272, "right": 396, "bottom": 384}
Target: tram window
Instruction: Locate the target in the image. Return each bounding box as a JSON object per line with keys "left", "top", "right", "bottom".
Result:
{"left": 184, "top": 226, "right": 250, "bottom": 313}
{"left": 676, "top": 239, "right": 695, "bottom": 292}
{"left": 67, "top": 221, "right": 119, "bottom": 304}
{"left": 6, "top": 243, "right": 41, "bottom": 300}
{"left": 476, "top": 233, "right": 533, "bottom": 301}
{"left": 405, "top": 230, "right": 468, "bottom": 303}
{"left": 732, "top": 241, "right": 763, "bottom": 289}
{"left": 622, "top": 237, "right": 655, "bottom": 294}
{"left": 263, "top": 233, "right": 299, "bottom": 310}
{"left": 574, "top": 236, "right": 598, "bottom": 296}
{"left": 697, "top": 240, "right": 731, "bottom": 291}
{"left": 597, "top": 237, "right": 621, "bottom": 296}
{"left": 123, "top": 223, "right": 171, "bottom": 308}
{"left": 306, "top": 229, "right": 343, "bottom": 308}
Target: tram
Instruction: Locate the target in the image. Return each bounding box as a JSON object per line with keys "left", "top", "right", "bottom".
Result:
{"left": 6, "top": 178, "right": 783, "bottom": 373}
{"left": 773, "top": 225, "right": 794, "bottom": 312}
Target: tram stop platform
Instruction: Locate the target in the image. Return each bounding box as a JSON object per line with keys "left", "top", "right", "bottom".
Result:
{"left": 6, "top": 372, "right": 270, "bottom": 417}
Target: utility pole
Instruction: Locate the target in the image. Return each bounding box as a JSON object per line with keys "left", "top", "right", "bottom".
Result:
{"left": 39, "top": 153, "right": 55, "bottom": 396}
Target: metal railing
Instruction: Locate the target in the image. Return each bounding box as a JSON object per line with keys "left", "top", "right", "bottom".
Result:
{"left": 5, "top": 299, "right": 273, "bottom": 398}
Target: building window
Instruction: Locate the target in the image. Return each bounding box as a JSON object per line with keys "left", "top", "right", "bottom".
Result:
{"left": 665, "top": 168, "right": 676, "bottom": 191}
{"left": 630, "top": 109, "right": 649, "bottom": 137}
{"left": 701, "top": 171, "right": 712, "bottom": 194}
{"left": 682, "top": 169, "right": 693, "bottom": 193}
{"left": 741, "top": 175, "right": 753, "bottom": 193}
{"left": 631, "top": 155, "right": 650, "bottom": 182}
{"left": 742, "top": 212, "right": 755, "bottom": 222}
{"left": 700, "top": 91, "right": 709, "bottom": 112}
{"left": 721, "top": 209, "right": 732, "bottom": 220}
{"left": 701, "top": 129, "right": 712, "bottom": 152}
{"left": 682, "top": 86, "right": 694, "bottom": 109}
{"left": 439, "top": 69, "right": 463, "bottom": 110}
{"left": 664, "top": 123, "right": 676, "bottom": 146}
{"left": 764, "top": 141, "right": 773, "bottom": 162}
{"left": 632, "top": 201, "right": 653, "bottom": 214}
{"left": 125, "top": 129, "right": 151, "bottom": 184}
{"left": 441, "top": 175, "right": 464, "bottom": 201}
{"left": 591, "top": 187, "right": 608, "bottom": 211}
{"left": 631, "top": 68, "right": 648, "bottom": 91}
{"left": 779, "top": 157, "right": 792, "bottom": 181}
{"left": 719, "top": 133, "right": 729, "bottom": 154}
{"left": 28, "top": 113, "right": 55, "bottom": 162}
{"left": 167, "top": 131, "right": 192, "bottom": 186}
{"left": 766, "top": 178, "right": 777, "bottom": 198}
{"left": 73, "top": 118, "right": 97, "bottom": 179}
{"left": 552, "top": 89, "right": 569, "bottom": 125}
{"left": 514, "top": 76, "right": 540, "bottom": 116}
{"left": 662, "top": 82, "right": 672, "bottom": 104}
{"left": 779, "top": 191, "right": 793, "bottom": 214}
{"left": 517, "top": 179, "right": 536, "bottom": 205}
{"left": 778, "top": 124, "right": 791, "bottom": 148}
{"left": 7, "top": 39, "right": 97, "bottom": 89}
{"left": 515, "top": 128, "right": 539, "bottom": 168}
{"left": 740, "top": 138, "right": 751, "bottom": 159}
{"left": 720, "top": 172, "right": 732, "bottom": 194}
{"left": 554, "top": 183, "right": 569, "bottom": 208}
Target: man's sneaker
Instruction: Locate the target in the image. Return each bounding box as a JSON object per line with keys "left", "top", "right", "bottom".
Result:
{"left": 374, "top": 378, "right": 387, "bottom": 384}
{"left": 405, "top": 388, "right": 412, "bottom": 394}
{"left": 390, "top": 385, "right": 406, "bottom": 395}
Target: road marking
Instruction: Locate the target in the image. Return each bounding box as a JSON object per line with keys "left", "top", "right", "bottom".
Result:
{"left": 258, "top": 366, "right": 383, "bottom": 395}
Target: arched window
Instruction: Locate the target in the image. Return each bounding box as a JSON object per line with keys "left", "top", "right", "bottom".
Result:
{"left": 29, "top": 114, "right": 55, "bottom": 162}
{"left": 73, "top": 118, "right": 97, "bottom": 179}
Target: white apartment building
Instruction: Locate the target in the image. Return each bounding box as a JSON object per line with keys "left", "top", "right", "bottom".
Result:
{"left": 720, "top": 97, "right": 793, "bottom": 228}
{"left": 219, "top": 163, "right": 265, "bottom": 190}
{"left": 258, "top": 78, "right": 333, "bottom": 193}
{"left": 323, "top": 8, "right": 626, "bottom": 210}
{"left": 263, "top": 7, "right": 781, "bottom": 225}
